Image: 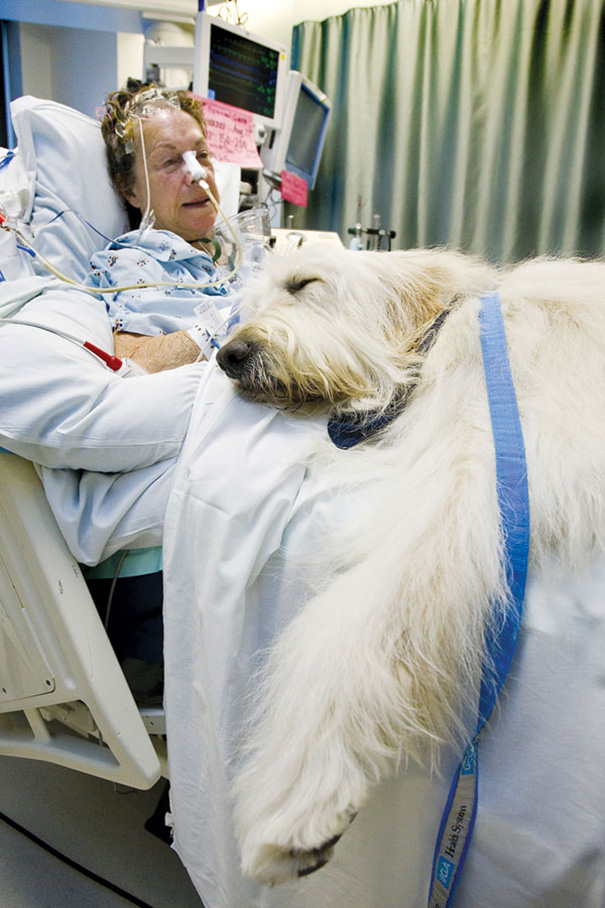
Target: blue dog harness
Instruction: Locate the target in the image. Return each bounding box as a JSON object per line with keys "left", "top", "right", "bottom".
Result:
{"left": 428, "top": 290, "right": 529, "bottom": 907}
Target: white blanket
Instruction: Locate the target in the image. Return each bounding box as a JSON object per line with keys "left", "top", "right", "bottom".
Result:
{"left": 162, "top": 364, "right": 605, "bottom": 908}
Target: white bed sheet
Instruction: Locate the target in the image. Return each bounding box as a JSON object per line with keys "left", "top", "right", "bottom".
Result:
{"left": 162, "top": 363, "right": 605, "bottom": 908}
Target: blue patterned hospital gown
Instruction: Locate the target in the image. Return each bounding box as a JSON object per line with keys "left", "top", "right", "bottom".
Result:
{"left": 87, "top": 229, "right": 239, "bottom": 337}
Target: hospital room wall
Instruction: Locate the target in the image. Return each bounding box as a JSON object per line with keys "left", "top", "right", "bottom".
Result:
{"left": 2, "top": 0, "right": 143, "bottom": 129}
{"left": 18, "top": 25, "right": 124, "bottom": 119}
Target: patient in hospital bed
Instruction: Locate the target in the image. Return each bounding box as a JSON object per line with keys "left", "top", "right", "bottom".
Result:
{"left": 4, "top": 82, "right": 248, "bottom": 702}
{"left": 91, "top": 82, "right": 240, "bottom": 375}
{"left": 81, "top": 82, "right": 245, "bottom": 696}
{"left": 72, "top": 83, "right": 246, "bottom": 702}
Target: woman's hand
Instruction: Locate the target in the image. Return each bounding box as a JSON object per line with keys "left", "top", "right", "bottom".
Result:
{"left": 114, "top": 330, "right": 204, "bottom": 373}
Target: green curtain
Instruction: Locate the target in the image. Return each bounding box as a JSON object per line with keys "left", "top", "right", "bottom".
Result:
{"left": 290, "top": 0, "right": 605, "bottom": 263}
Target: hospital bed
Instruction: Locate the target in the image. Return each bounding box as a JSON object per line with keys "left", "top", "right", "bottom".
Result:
{"left": 0, "top": 95, "right": 240, "bottom": 790}
{"left": 1, "top": 96, "right": 605, "bottom": 908}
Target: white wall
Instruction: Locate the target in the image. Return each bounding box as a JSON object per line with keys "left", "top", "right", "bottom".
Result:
{"left": 18, "top": 26, "right": 54, "bottom": 100}
{"left": 117, "top": 32, "right": 146, "bottom": 89}
{"left": 19, "top": 24, "right": 120, "bottom": 116}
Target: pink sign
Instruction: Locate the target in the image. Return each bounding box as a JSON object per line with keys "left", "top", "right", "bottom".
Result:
{"left": 197, "top": 96, "right": 263, "bottom": 169}
{"left": 281, "top": 169, "right": 308, "bottom": 207}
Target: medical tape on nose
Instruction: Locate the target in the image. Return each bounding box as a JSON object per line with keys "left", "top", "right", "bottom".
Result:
{"left": 182, "top": 150, "right": 208, "bottom": 184}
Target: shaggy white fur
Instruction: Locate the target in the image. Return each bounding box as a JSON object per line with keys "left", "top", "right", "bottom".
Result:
{"left": 216, "top": 246, "right": 605, "bottom": 885}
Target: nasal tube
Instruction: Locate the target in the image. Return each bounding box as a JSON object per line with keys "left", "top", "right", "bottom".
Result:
{"left": 182, "top": 150, "right": 208, "bottom": 187}
{"left": 181, "top": 149, "right": 244, "bottom": 286}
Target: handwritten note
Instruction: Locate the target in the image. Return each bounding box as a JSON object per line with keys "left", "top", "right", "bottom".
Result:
{"left": 281, "top": 169, "right": 308, "bottom": 207}
{"left": 197, "top": 96, "right": 263, "bottom": 169}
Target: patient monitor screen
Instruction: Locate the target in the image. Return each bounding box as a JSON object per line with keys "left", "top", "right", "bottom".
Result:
{"left": 285, "top": 84, "right": 330, "bottom": 181}
{"left": 208, "top": 26, "right": 280, "bottom": 121}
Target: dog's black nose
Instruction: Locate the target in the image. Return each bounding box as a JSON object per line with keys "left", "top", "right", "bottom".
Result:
{"left": 217, "top": 339, "right": 252, "bottom": 378}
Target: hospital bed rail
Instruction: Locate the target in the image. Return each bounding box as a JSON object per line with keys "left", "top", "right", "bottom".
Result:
{"left": 0, "top": 450, "right": 165, "bottom": 788}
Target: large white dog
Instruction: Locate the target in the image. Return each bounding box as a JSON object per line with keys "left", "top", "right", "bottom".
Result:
{"left": 216, "top": 246, "right": 605, "bottom": 885}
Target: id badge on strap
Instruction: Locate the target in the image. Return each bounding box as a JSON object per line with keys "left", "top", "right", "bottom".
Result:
{"left": 429, "top": 743, "right": 479, "bottom": 908}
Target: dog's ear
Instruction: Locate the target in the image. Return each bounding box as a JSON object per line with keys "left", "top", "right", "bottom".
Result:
{"left": 368, "top": 249, "right": 496, "bottom": 330}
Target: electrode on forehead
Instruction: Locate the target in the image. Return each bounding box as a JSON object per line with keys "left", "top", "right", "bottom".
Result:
{"left": 113, "top": 89, "right": 182, "bottom": 141}
{"left": 128, "top": 87, "right": 181, "bottom": 119}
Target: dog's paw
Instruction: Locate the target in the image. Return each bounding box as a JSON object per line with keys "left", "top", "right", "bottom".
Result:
{"left": 234, "top": 718, "right": 369, "bottom": 884}
{"left": 240, "top": 820, "right": 353, "bottom": 884}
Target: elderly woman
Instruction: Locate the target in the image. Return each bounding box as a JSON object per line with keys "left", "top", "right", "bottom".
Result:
{"left": 81, "top": 83, "right": 243, "bottom": 698}
{"left": 88, "top": 81, "right": 238, "bottom": 374}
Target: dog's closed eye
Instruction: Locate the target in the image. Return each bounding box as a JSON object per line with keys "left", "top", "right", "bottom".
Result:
{"left": 284, "top": 277, "right": 322, "bottom": 294}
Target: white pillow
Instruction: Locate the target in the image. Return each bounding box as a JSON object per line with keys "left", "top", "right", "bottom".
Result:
{"left": 10, "top": 96, "right": 129, "bottom": 282}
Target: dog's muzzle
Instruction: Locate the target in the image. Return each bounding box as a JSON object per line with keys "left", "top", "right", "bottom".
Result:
{"left": 216, "top": 336, "right": 308, "bottom": 406}
{"left": 216, "top": 339, "right": 254, "bottom": 380}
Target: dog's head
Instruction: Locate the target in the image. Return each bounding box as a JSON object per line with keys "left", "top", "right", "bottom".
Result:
{"left": 217, "top": 244, "right": 496, "bottom": 412}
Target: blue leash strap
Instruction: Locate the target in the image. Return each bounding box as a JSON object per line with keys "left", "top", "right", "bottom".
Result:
{"left": 427, "top": 291, "right": 530, "bottom": 908}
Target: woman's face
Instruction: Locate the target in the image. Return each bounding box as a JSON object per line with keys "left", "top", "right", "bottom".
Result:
{"left": 126, "top": 107, "right": 221, "bottom": 242}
